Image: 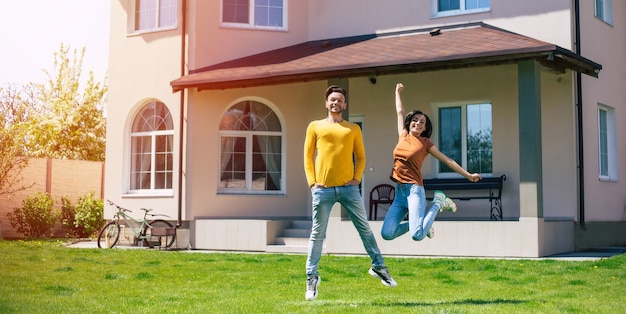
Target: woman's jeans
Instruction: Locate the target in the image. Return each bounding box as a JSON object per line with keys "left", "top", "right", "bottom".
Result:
{"left": 306, "top": 185, "right": 385, "bottom": 276}
{"left": 381, "top": 183, "right": 440, "bottom": 241}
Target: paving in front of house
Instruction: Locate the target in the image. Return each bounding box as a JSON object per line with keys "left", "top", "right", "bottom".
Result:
{"left": 66, "top": 240, "right": 625, "bottom": 261}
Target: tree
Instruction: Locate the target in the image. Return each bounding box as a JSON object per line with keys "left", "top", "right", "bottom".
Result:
{"left": 26, "top": 44, "right": 107, "bottom": 161}
{"left": 0, "top": 84, "right": 34, "bottom": 196}
{"left": 0, "top": 44, "right": 107, "bottom": 196}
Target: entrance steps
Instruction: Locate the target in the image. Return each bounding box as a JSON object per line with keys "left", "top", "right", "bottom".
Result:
{"left": 266, "top": 220, "right": 312, "bottom": 253}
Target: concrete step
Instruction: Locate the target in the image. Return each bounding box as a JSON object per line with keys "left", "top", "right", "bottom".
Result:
{"left": 274, "top": 236, "right": 309, "bottom": 246}
{"left": 291, "top": 220, "right": 312, "bottom": 229}
{"left": 282, "top": 228, "right": 310, "bottom": 238}
{"left": 265, "top": 245, "right": 309, "bottom": 254}
{"left": 267, "top": 219, "right": 312, "bottom": 252}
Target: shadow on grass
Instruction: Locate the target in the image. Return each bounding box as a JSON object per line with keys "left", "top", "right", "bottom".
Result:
{"left": 371, "top": 298, "right": 527, "bottom": 307}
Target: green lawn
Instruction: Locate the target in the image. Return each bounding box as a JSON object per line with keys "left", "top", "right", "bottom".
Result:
{"left": 0, "top": 239, "right": 624, "bottom": 313}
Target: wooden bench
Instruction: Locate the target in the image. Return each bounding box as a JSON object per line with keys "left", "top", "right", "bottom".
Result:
{"left": 423, "top": 174, "right": 506, "bottom": 220}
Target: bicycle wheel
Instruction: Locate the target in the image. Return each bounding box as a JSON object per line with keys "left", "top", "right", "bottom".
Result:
{"left": 97, "top": 222, "right": 120, "bottom": 248}
{"left": 143, "top": 219, "right": 176, "bottom": 249}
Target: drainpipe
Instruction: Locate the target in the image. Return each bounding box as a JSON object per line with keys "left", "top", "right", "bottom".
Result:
{"left": 176, "top": 0, "right": 187, "bottom": 227}
{"left": 574, "top": 0, "right": 585, "bottom": 226}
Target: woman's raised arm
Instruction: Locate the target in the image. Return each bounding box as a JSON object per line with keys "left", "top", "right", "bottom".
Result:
{"left": 395, "top": 83, "right": 405, "bottom": 136}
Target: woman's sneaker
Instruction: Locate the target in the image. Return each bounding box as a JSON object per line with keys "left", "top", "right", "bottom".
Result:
{"left": 434, "top": 190, "right": 457, "bottom": 212}
{"left": 305, "top": 275, "right": 320, "bottom": 301}
{"left": 427, "top": 226, "right": 435, "bottom": 239}
{"left": 368, "top": 266, "right": 397, "bottom": 287}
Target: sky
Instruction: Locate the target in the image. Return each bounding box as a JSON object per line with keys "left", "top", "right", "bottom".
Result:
{"left": 0, "top": 0, "right": 110, "bottom": 86}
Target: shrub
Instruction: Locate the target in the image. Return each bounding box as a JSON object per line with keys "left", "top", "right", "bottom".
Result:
{"left": 58, "top": 193, "right": 105, "bottom": 238}
{"left": 59, "top": 195, "right": 76, "bottom": 236}
{"left": 7, "top": 192, "right": 59, "bottom": 238}
{"left": 73, "top": 192, "right": 105, "bottom": 238}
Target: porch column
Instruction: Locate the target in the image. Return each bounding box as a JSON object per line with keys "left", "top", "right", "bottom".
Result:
{"left": 518, "top": 60, "right": 543, "bottom": 218}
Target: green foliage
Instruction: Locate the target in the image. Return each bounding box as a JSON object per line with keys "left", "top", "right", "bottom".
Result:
{"left": 7, "top": 192, "right": 59, "bottom": 238}
{"left": 26, "top": 44, "right": 107, "bottom": 161}
{"left": 59, "top": 196, "right": 76, "bottom": 236}
{"left": 0, "top": 85, "right": 35, "bottom": 196}
{"left": 0, "top": 44, "right": 107, "bottom": 163}
{"left": 73, "top": 192, "right": 105, "bottom": 237}
{"left": 60, "top": 193, "right": 105, "bottom": 238}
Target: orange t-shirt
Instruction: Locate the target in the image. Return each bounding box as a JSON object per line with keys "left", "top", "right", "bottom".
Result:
{"left": 390, "top": 130, "right": 433, "bottom": 186}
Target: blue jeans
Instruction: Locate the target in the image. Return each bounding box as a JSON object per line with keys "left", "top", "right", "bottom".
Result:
{"left": 306, "top": 185, "right": 385, "bottom": 276}
{"left": 381, "top": 183, "right": 440, "bottom": 241}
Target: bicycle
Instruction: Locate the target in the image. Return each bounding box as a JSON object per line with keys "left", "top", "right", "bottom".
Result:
{"left": 97, "top": 200, "right": 176, "bottom": 249}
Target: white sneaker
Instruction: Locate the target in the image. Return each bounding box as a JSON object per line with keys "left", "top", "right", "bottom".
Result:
{"left": 368, "top": 266, "right": 397, "bottom": 287}
{"left": 427, "top": 226, "right": 435, "bottom": 239}
{"left": 305, "top": 275, "right": 320, "bottom": 301}
{"left": 434, "top": 190, "right": 457, "bottom": 212}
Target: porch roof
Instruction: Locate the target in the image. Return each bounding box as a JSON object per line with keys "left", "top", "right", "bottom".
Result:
{"left": 170, "top": 22, "right": 601, "bottom": 92}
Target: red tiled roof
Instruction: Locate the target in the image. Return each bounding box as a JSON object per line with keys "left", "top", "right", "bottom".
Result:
{"left": 171, "top": 23, "right": 601, "bottom": 92}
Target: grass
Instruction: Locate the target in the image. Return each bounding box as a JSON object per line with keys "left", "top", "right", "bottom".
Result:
{"left": 0, "top": 239, "right": 624, "bottom": 313}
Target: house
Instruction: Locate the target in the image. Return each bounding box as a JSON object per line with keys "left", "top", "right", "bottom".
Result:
{"left": 105, "top": 0, "right": 625, "bottom": 257}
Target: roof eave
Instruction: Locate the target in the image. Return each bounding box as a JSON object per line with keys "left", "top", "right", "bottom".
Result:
{"left": 171, "top": 50, "right": 601, "bottom": 92}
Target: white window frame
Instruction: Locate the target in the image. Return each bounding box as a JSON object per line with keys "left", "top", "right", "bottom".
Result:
{"left": 220, "top": 0, "right": 288, "bottom": 31}
{"left": 594, "top": 0, "right": 613, "bottom": 25}
{"left": 218, "top": 98, "right": 286, "bottom": 195}
{"left": 597, "top": 104, "right": 617, "bottom": 181}
{"left": 127, "top": 102, "right": 175, "bottom": 196}
{"left": 431, "top": 102, "right": 493, "bottom": 178}
{"left": 130, "top": 0, "right": 178, "bottom": 34}
{"left": 431, "top": 0, "right": 490, "bottom": 18}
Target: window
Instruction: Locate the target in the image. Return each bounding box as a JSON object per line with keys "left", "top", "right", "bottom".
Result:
{"left": 219, "top": 100, "right": 284, "bottom": 194}
{"left": 436, "top": 103, "right": 492, "bottom": 176}
{"left": 598, "top": 105, "right": 617, "bottom": 180}
{"left": 134, "top": 0, "right": 177, "bottom": 32}
{"left": 129, "top": 102, "right": 174, "bottom": 193}
{"left": 222, "top": 0, "right": 287, "bottom": 30}
{"left": 594, "top": 0, "right": 613, "bottom": 25}
{"left": 433, "top": 0, "right": 490, "bottom": 17}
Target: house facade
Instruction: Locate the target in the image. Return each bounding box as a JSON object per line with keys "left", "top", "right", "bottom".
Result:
{"left": 105, "top": 0, "right": 625, "bottom": 257}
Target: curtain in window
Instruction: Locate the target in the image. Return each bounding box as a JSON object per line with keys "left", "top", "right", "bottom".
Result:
{"left": 219, "top": 110, "right": 243, "bottom": 187}
{"left": 219, "top": 100, "right": 282, "bottom": 191}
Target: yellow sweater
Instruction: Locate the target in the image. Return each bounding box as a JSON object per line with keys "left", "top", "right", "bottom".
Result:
{"left": 303, "top": 119, "right": 365, "bottom": 187}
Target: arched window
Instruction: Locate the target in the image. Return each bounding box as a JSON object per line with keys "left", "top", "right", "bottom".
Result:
{"left": 129, "top": 101, "right": 174, "bottom": 193}
{"left": 219, "top": 100, "right": 284, "bottom": 194}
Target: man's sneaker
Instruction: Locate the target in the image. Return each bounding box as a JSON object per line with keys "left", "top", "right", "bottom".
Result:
{"left": 427, "top": 226, "right": 435, "bottom": 239}
{"left": 368, "top": 266, "right": 397, "bottom": 287}
{"left": 305, "top": 275, "right": 320, "bottom": 301}
{"left": 434, "top": 190, "right": 457, "bottom": 212}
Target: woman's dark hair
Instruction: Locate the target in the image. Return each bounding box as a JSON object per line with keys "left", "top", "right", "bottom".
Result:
{"left": 404, "top": 110, "right": 432, "bottom": 138}
{"left": 324, "top": 85, "right": 347, "bottom": 100}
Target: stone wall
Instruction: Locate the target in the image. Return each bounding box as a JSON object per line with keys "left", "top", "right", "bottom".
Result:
{"left": 0, "top": 158, "right": 104, "bottom": 239}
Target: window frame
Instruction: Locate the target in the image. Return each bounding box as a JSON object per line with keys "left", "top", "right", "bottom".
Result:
{"left": 431, "top": 0, "right": 490, "bottom": 18}
{"left": 432, "top": 102, "right": 493, "bottom": 178}
{"left": 597, "top": 104, "right": 617, "bottom": 181}
{"left": 220, "top": 0, "right": 288, "bottom": 31}
{"left": 130, "top": 0, "right": 178, "bottom": 34}
{"left": 594, "top": 0, "right": 613, "bottom": 25}
{"left": 218, "top": 98, "right": 286, "bottom": 195}
{"left": 127, "top": 101, "right": 175, "bottom": 196}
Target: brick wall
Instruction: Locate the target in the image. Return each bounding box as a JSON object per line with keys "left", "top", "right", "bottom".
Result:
{"left": 0, "top": 158, "right": 104, "bottom": 239}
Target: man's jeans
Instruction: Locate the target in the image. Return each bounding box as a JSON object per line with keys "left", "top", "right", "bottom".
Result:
{"left": 306, "top": 185, "right": 385, "bottom": 276}
{"left": 381, "top": 183, "right": 440, "bottom": 241}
